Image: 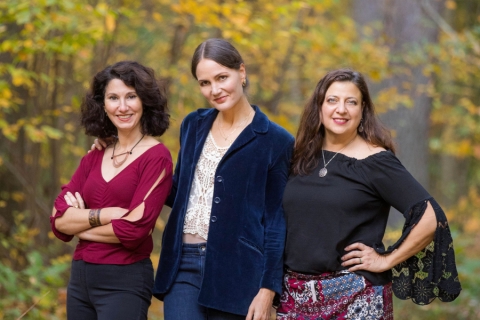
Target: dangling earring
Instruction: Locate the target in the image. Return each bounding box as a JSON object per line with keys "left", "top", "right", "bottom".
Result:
{"left": 358, "top": 119, "right": 364, "bottom": 133}
{"left": 242, "top": 79, "right": 246, "bottom": 87}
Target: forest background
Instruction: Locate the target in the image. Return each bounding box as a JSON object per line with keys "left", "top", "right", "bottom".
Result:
{"left": 0, "top": 0, "right": 479, "bottom": 319}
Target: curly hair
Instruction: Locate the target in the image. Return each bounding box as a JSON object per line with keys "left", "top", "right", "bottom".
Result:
{"left": 81, "top": 61, "right": 169, "bottom": 138}
{"left": 292, "top": 68, "right": 395, "bottom": 176}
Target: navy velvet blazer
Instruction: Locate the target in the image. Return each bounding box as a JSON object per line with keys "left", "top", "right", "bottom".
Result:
{"left": 153, "top": 105, "right": 294, "bottom": 315}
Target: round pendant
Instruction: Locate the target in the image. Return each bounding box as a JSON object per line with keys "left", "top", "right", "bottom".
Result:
{"left": 319, "top": 167, "right": 328, "bottom": 177}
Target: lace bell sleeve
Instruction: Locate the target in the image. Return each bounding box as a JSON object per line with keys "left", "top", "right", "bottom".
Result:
{"left": 377, "top": 198, "right": 461, "bottom": 304}
{"left": 365, "top": 152, "right": 462, "bottom": 304}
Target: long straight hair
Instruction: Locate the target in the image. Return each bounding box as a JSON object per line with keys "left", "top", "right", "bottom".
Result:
{"left": 292, "top": 69, "right": 395, "bottom": 176}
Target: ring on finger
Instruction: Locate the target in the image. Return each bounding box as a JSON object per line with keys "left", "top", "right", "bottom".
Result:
{"left": 359, "top": 258, "right": 362, "bottom": 264}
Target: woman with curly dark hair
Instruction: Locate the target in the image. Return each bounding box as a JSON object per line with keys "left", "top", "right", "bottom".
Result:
{"left": 50, "top": 61, "right": 172, "bottom": 320}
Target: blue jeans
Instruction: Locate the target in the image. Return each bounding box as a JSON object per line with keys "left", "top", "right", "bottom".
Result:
{"left": 67, "top": 259, "right": 153, "bottom": 320}
{"left": 163, "top": 243, "right": 245, "bottom": 320}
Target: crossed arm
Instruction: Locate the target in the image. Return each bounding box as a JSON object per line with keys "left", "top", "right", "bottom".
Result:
{"left": 51, "top": 193, "right": 127, "bottom": 243}
{"left": 52, "top": 167, "right": 167, "bottom": 244}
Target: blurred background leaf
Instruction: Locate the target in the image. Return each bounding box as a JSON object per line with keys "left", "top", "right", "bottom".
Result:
{"left": 0, "top": 0, "right": 479, "bottom": 318}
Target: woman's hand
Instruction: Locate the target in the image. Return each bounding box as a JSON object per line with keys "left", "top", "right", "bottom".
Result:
{"left": 246, "top": 288, "right": 275, "bottom": 320}
{"left": 63, "top": 191, "right": 127, "bottom": 224}
{"left": 341, "top": 243, "right": 392, "bottom": 273}
{"left": 343, "top": 202, "right": 437, "bottom": 274}
{"left": 88, "top": 138, "right": 111, "bottom": 152}
{"left": 64, "top": 191, "right": 85, "bottom": 209}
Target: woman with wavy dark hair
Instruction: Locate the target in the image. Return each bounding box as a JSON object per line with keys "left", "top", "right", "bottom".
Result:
{"left": 278, "top": 69, "right": 461, "bottom": 319}
{"left": 50, "top": 61, "right": 172, "bottom": 320}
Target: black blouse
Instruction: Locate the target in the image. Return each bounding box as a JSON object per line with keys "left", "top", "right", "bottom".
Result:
{"left": 283, "top": 150, "right": 461, "bottom": 304}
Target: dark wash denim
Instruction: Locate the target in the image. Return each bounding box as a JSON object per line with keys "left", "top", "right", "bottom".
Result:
{"left": 67, "top": 259, "right": 153, "bottom": 320}
{"left": 163, "top": 243, "right": 244, "bottom": 320}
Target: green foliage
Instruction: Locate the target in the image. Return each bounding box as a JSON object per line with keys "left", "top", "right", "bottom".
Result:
{"left": 0, "top": 213, "right": 70, "bottom": 319}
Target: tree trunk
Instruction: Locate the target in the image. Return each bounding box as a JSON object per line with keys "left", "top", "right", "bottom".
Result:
{"left": 353, "top": 0, "right": 442, "bottom": 226}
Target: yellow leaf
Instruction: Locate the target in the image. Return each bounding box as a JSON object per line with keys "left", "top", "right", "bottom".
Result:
{"left": 64, "top": 122, "right": 75, "bottom": 132}
{"left": 62, "top": 105, "right": 73, "bottom": 113}
{"left": 457, "top": 140, "right": 471, "bottom": 156}
{"left": 152, "top": 12, "right": 162, "bottom": 22}
{"left": 105, "top": 13, "right": 116, "bottom": 32}
{"left": 24, "top": 39, "right": 33, "bottom": 48}
{"left": 96, "top": 3, "right": 108, "bottom": 14}
{"left": 464, "top": 217, "right": 480, "bottom": 233}
{"left": 24, "top": 23, "right": 35, "bottom": 32}
{"left": 445, "top": 0, "right": 456, "bottom": 10}
{"left": 12, "top": 74, "right": 28, "bottom": 87}
{"left": 12, "top": 192, "right": 25, "bottom": 203}
{"left": 180, "top": 74, "right": 189, "bottom": 85}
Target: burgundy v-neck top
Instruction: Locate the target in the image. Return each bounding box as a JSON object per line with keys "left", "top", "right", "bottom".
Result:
{"left": 51, "top": 143, "right": 172, "bottom": 265}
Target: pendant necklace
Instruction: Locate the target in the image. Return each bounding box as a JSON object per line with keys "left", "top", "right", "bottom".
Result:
{"left": 319, "top": 135, "right": 357, "bottom": 178}
{"left": 218, "top": 109, "right": 253, "bottom": 143}
{"left": 111, "top": 134, "right": 145, "bottom": 168}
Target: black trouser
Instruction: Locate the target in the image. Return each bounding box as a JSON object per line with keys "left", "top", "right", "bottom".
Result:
{"left": 67, "top": 259, "right": 153, "bottom": 320}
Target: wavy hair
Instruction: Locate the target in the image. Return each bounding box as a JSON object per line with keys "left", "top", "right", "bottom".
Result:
{"left": 292, "top": 69, "right": 395, "bottom": 175}
{"left": 81, "top": 61, "right": 169, "bottom": 138}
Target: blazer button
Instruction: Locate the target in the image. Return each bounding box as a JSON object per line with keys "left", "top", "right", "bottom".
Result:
{"left": 211, "top": 216, "right": 217, "bottom": 222}
{"left": 214, "top": 197, "right": 221, "bottom": 204}
{"left": 216, "top": 176, "right": 223, "bottom": 182}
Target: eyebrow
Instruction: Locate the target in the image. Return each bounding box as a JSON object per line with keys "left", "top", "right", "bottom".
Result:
{"left": 105, "top": 90, "right": 137, "bottom": 95}
{"left": 197, "top": 72, "right": 229, "bottom": 82}
{"left": 326, "top": 95, "right": 359, "bottom": 99}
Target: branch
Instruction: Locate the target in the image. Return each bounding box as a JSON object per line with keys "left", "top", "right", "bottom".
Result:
{"left": 263, "top": 6, "right": 311, "bottom": 113}
{"left": 421, "top": 0, "right": 480, "bottom": 55}
{"left": 420, "top": 0, "right": 457, "bottom": 40}
{"left": 2, "top": 156, "right": 51, "bottom": 216}
{"left": 16, "top": 290, "right": 51, "bottom": 320}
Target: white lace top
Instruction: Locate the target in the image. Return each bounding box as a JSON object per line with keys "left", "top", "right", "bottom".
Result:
{"left": 183, "top": 132, "right": 229, "bottom": 240}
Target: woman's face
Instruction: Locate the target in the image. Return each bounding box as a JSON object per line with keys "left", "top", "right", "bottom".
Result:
{"left": 320, "top": 81, "right": 363, "bottom": 138}
{"left": 195, "top": 58, "right": 246, "bottom": 112}
{"left": 104, "top": 78, "right": 143, "bottom": 134}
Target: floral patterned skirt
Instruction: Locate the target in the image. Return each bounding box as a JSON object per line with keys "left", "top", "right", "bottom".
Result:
{"left": 277, "top": 270, "right": 393, "bottom": 320}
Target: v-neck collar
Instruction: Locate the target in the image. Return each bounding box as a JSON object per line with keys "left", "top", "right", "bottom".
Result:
{"left": 100, "top": 143, "right": 160, "bottom": 183}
